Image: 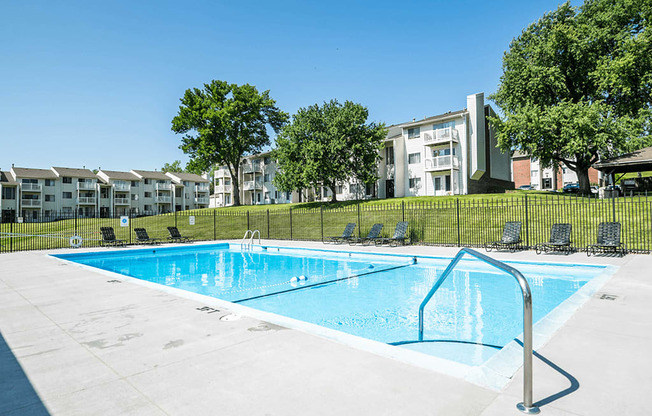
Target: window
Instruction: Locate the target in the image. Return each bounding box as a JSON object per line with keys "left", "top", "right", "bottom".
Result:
{"left": 225, "top": 179, "right": 231, "bottom": 186}
{"left": 131, "top": 194, "right": 137, "bottom": 201}
{"left": 409, "top": 177, "right": 421, "bottom": 189}
{"left": 264, "top": 192, "right": 270, "bottom": 200}
{"left": 62, "top": 192, "right": 72, "bottom": 199}
{"left": 225, "top": 195, "right": 231, "bottom": 205}
{"left": 257, "top": 193, "right": 261, "bottom": 203}
{"left": 1, "top": 187, "right": 16, "bottom": 200}
{"left": 45, "top": 179, "right": 55, "bottom": 186}
{"left": 21, "top": 179, "right": 37, "bottom": 184}
{"left": 286, "top": 192, "right": 291, "bottom": 201}
{"left": 385, "top": 146, "right": 394, "bottom": 165}
{"left": 100, "top": 188, "right": 109, "bottom": 198}
{"left": 23, "top": 194, "right": 38, "bottom": 200}
{"left": 365, "top": 183, "right": 374, "bottom": 195}
{"left": 274, "top": 190, "right": 279, "bottom": 199}
{"left": 264, "top": 156, "right": 271, "bottom": 164}
{"left": 407, "top": 127, "right": 420, "bottom": 139}
{"left": 531, "top": 170, "right": 539, "bottom": 177}
{"left": 185, "top": 193, "right": 189, "bottom": 199}
{"left": 131, "top": 181, "right": 139, "bottom": 187}
{"left": 45, "top": 194, "right": 55, "bottom": 202}
{"left": 183, "top": 181, "right": 190, "bottom": 187}
{"left": 144, "top": 179, "right": 151, "bottom": 185}
{"left": 335, "top": 185, "right": 343, "bottom": 194}
{"left": 432, "top": 148, "right": 451, "bottom": 157}
{"left": 62, "top": 177, "right": 72, "bottom": 184}
{"left": 145, "top": 192, "right": 152, "bottom": 197}
{"left": 144, "top": 205, "right": 152, "bottom": 211}
{"left": 433, "top": 121, "right": 455, "bottom": 130}
{"left": 264, "top": 174, "right": 271, "bottom": 182}
{"left": 408, "top": 153, "right": 421, "bottom": 164}
{"left": 445, "top": 175, "right": 451, "bottom": 191}
{"left": 62, "top": 207, "right": 72, "bottom": 214}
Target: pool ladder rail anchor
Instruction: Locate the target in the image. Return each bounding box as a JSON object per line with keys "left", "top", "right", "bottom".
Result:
{"left": 418, "top": 247, "right": 540, "bottom": 415}
{"left": 241, "top": 230, "right": 261, "bottom": 250}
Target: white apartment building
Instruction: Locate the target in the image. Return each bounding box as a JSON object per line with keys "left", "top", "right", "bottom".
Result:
{"left": 213, "top": 92, "right": 513, "bottom": 207}
{"left": 0, "top": 166, "right": 210, "bottom": 222}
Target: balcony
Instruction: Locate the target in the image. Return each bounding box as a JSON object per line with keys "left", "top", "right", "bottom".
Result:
{"left": 78, "top": 197, "right": 96, "bottom": 205}
{"left": 77, "top": 181, "right": 96, "bottom": 190}
{"left": 21, "top": 199, "right": 41, "bottom": 207}
{"left": 214, "top": 169, "right": 230, "bottom": 178}
{"left": 424, "top": 156, "right": 460, "bottom": 171}
{"left": 423, "top": 127, "right": 459, "bottom": 146}
{"left": 215, "top": 184, "right": 232, "bottom": 193}
{"left": 242, "top": 164, "right": 263, "bottom": 174}
{"left": 155, "top": 183, "right": 171, "bottom": 191}
{"left": 114, "top": 198, "right": 130, "bottom": 205}
{"left": 21, "top": 183, "right": 41, "bottom": 191}
{"left": 114, "top": 183, "right": 131, "bottom": 192}
{"left": 243, "top": 180, "right": 263, "bottom": 191}
{"left": 195, "top": 183, "right": 209, "bottom": 193}
{"left": 195, "top": 197, "right": 209, "bottom": 205}
{"left": 156, "top": 195, "right": 172, "bottom": 203}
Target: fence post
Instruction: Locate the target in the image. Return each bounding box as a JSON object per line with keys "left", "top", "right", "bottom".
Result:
{"left": 213, "top": 210, "right": 216, "bottom": 241}
{"left": 456, "top": 199, "right": 461, "bottom": 247}
{"left": 75, "top": 209, "right": 78, "bottom": 236}
{"left": 402, "top": 201, "right": 405, "bottom": 222}
{"left": 129, "top": 212, "right": 132, "bottom": 245}
{"left": 320, "top": 205, "right": 324, "bottom": 242}
{"left": 175, "top": 210, "right": 177, "bottom": 228}
{"left": 247, "top": 210, "right": 250, "bottom": 230}
{"left": 10, "top": 221, "right": 13, "bottom": 253}
{"left": 357, "top": 203, "right": 361, "bottom": 238}
{"left": 612, "top": 192, "right": 616, "bottom": 222}
{"left": 289, "top": 208, "right": 293, "bottom": 240}
{"left": 267, "top": 209, "right": 270, "bottom": 239}
{"left": 524, "top": 194, "right": 529, "bottom": 248}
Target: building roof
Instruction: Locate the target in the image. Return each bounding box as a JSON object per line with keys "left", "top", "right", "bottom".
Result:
{"left": 398, "top": 109, "right": 467, "bottom": 128}
{"left": 0, "top": 171, "right": 18, "bottom": 185}
{"left": 11, "top": 167, "right": 57, "bottom": 179}
{"left": 131, "top": 170, "right": 170, "bottom": 180}
{"left": 98, "top": 170, "right": 141, "bottom": 181}
{"left": 512, "top": 150, "right": 530, "bottom": 159}
{"left": 385, "top": 125, "right": 402, "bottom": 140}
{"left": 593, "top": 146, "right": 652, "bottom": 173}
{"left": 165, "top": 172, "right": 210, "bottom": 183}
{"left": 51, "top": 166, "right": 98, "bottom": 179}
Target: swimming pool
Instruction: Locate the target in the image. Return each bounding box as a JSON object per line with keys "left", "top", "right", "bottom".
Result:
{"left": 54, "top": 243, "right": 615, "bottom": 387}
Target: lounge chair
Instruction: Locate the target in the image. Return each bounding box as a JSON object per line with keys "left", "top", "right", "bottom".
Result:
{"left": 100, "top": 227, "right": 126, "bottom": 247}
{"left": 484, "top": 221, "right": 522, "bottom": 252}
{"left": 587, "top": 222, "right": 626, "bottom": 257}
{"left": 167, "top": 226, "right": 192, "bottom": 243}
{"left": 325, "top": 223, "right": 357, "bottom": 244}
{"left": 349, "top": 223, "right": 384, "bottom": 246}
{"left": 375, "top": 221, "right": 408, "bottom": 247}
{"left": 535, "top": 223, "right": 572, "bottom": 255}
{"left": 134, "top": 228, "right": 160, "bottom": 245}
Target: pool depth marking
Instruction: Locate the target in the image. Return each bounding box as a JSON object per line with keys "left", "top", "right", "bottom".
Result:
{"left": 233, "top": 258, "right": 418, "bottom": 304}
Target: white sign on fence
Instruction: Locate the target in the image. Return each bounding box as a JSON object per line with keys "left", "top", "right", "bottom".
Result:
{"left": 189, "top": 216, "right": 195, "bottom": 225}
{"left": 17, "top": 217, "right": 23, "bottom": 223}
{"left": 120, "top": 216, "right": 129, "bottom": 227}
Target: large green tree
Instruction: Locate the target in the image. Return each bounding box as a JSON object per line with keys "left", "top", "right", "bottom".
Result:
{"left": 171, "top": 80, "right": 288, "bottom": 206}
{"left": 273, "top": 100, "right": 386, "bottom": 202}
{"left": 490, "top": 0, "right": 651, "bottom": 193}
{"left": 161, "top": 160, "right": 184, "bottom": 173}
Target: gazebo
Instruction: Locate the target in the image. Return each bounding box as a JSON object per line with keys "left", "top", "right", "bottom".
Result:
{"left": 593, "top": 146, "right": 652, "bottom": 192}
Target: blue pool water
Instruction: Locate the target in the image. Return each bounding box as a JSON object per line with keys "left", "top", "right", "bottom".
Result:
{"left": 55, "top": 244, "right": 609, "bottom": 367}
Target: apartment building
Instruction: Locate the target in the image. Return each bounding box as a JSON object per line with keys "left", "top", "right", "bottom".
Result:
{"left": 0, "top": 166, "right": 211, "bottom": 222}
{"left": 512, "top": 151, "right": 601, "bottom": 190}
{"left": 213, "top": 92, "right": 513, "bottom": 207}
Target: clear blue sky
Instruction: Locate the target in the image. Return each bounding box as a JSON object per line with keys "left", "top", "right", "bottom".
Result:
{"left": 0, "top": 0, "right": 574, "bottom": 172}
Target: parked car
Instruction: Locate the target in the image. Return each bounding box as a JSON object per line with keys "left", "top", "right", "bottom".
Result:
{"left": 591, "top": 186, "right": 599, "bottom": 194}
{"left": 518, "top": 184, "right": 534, "bottom": 191}
{"left": 563, "top": 183, "right": 580, "bottom": 193}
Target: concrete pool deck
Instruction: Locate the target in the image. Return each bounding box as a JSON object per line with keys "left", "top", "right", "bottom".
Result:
{"left": 0, "top": 241, "right": 649, "bottom": 415}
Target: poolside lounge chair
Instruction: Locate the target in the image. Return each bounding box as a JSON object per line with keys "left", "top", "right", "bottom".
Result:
{"left": 536, "top": 223, "right": 572, "bottom": 255}
{"left": 484, "top": 221, "right": 522, "bottom": 252}
{"left": 100, "top": 227, "right": 126, "bottom": 247}
{"left": 375, "top": 221, "right": 408, "bottom": 247}
{"left": 349, "top": 223, "right": 384, "bottom": 246}
{"left": 325, "top": 223, "right": 357, "bottom": 244}
{"left": 134, "top": 228, "right": 160, "bottom": 245}
{"left": 167, "top": 226, "right": 192, "bottom": 243}
{"left": 587, "top": 222, "right": 626, "bottom": 257}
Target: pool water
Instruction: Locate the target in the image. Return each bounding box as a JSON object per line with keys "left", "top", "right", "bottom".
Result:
{"left": 55, "top": 244, "right": 608, "bottom": 367}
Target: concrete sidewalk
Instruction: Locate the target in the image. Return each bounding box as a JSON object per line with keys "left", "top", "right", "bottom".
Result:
{"left": 0, "top": 241, "right": 649, "bottom": 415}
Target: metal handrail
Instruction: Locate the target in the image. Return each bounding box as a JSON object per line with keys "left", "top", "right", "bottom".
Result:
{"left": 249, "top": 230, "right": 261, "bottom": 247}
{"left": 417, "top": 248, "right": 539, "bottom": 414}
{"left": 240, "top": 230, "right": 252, "bottom": 248}
{"left": 240, "top": 229, "right": 261, "bottom": 249}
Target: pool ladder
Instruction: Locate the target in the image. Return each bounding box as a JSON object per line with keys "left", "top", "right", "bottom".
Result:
{"left": 241, "top": 229, "right": 261, "bottom": 250}
{"left": 418, "top": 248, "right": 539, "bottom": 415}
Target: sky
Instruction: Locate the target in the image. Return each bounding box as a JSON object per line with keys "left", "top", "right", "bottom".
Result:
{"left": 0, "top": 0, "right": 577, "bottom": 173}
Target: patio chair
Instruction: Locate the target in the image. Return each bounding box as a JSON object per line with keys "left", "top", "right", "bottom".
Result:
{"left": 535, "top": 223, "right": 572, "bottom": 255}
{"left": 134, "top": 228, "right": 160, "bottom": 245}
{"left": 484, "top": 221, "right": 522, "bottom": 252}
{"left": 349, "top": 223, "right": 384, "bottom": 246}
{"left": 325, "top": 223, "right": 357, "bottom": 244}
{"left": 100, "top": 227, "right": 126, "bottom": 247}
{"left": 167, "top": 226, "right": 192, "bottom": 243}
{"left": 587, "top": 222, "right": 626, "bottom": 257}
{"left": 375, "top": 221, "right": 409, "bottom": 247}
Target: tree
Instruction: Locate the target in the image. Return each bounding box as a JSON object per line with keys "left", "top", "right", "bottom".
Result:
{"left": 273, "top": 100, "right": 386, "bottom": 202}
{"left": 490, "top": 0, "right": 651, "bottom": 193}
{"left": 161, "top": 160, "right": 184, "bottom": 173}
{"left": 171, "top": 80, "right": 288, "bottom": 206}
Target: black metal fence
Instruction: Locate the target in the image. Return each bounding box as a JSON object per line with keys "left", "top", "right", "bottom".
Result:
{"left": 1, "top": 194, "right": 651, "bottom": 254}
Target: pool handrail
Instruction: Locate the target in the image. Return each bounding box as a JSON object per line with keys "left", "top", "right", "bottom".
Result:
{"left": 417, "top": 247, "right": 539, "bottom": 415}
{"left": 240, "top": 229, "right": 261, "bottom": 250}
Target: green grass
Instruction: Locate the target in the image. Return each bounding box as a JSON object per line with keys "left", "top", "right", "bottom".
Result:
{"left": 1, "top": 192, "right": 651, "bottom": 253}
